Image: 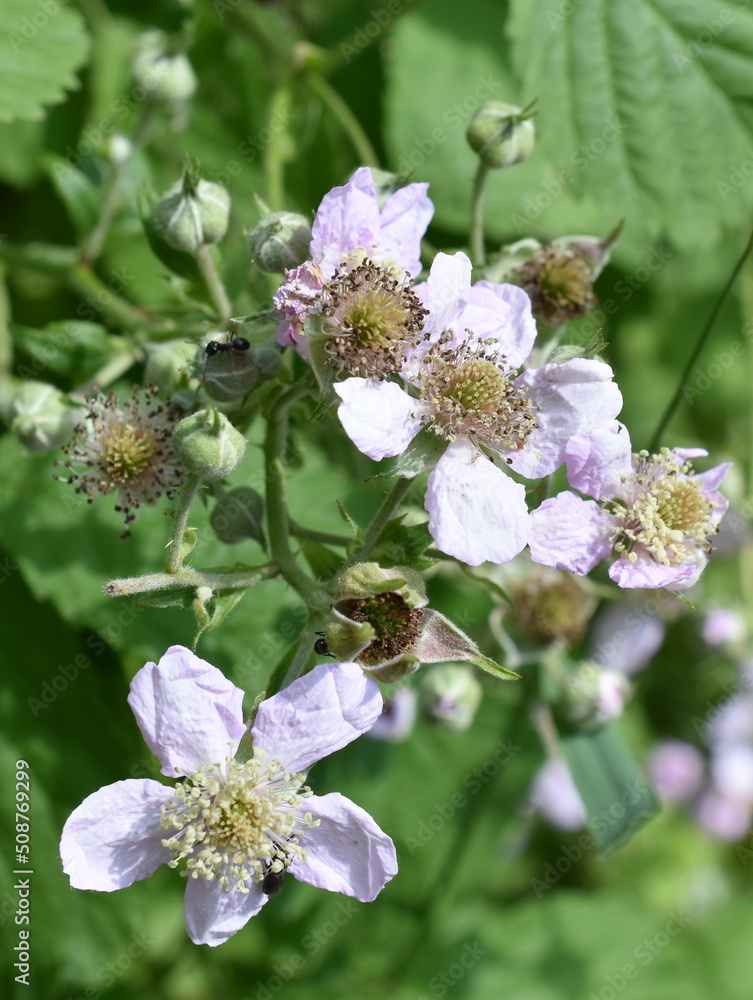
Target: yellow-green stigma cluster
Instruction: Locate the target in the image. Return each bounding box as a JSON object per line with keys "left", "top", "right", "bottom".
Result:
{"left": 517, "top": 245, "right": 596, "bottom": 325}
{"left": 321, "top": 259, "right": 428, "bottom": 378}
{"left": 611, "top": 450, "right": 718, "bottom": 566}
{"left": 58, "top": 385, "right": 183, "bottom": 534}
{"left": 160, "top": 748, "right": 317, "bottom": 893}
{"left": 340, "top": 591, "right": 424, "bottom": 667}
{"left": 415, "top": 338, "right": 538, "bottom": 456}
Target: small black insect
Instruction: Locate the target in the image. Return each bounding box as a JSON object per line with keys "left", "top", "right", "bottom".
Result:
{"left": 314, "top": 632, "right": 332, "bottom": 656}
{"left": 262, "top": 866, "right": 286, "bottom": 898}
{"left": 205, "top": 336, "right": 250, "bottom": 358}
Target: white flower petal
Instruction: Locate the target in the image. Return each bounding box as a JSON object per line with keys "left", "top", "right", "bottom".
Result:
{"left": 252, "top": 662, "right": 383, "bottom": 773}
{"left": 461, "top": 280, "right": 537, "bottom": 367}
{"left": 609, "top": 553, "right": 701, "bottom": 590}
{"left": 127, "top": 645, "right": 245, "bottom": 778}
{"left": 310, "top": 168, "right": 381, "bottom": 277}
{"left": 425, "top": 438, "right": 529, "bottom": 566}
{"left": 60, "top": 779, "right": 172, "bottom": 891}
{"left": 512, "top": 359, "right": 623, "bottom": 479}
{"left": 528, "top": 492, "right": 614, "bottom": 575}
{"left": 335, "top": 378, "right": 422, "bottom": 460}
{"left": 290, "top": 792, "right": 397, "bottom": 902}
{"left": 378, "top": 182, "right": 433, "bottom": 279}
{"left": 184, "top": 875, "right": 266, "bottom": 947}
{"left": 415, "top": 252, "right": 472, "bottom": 343}
{"left": 564, "top": 421, "right": 633, "bottom": 499}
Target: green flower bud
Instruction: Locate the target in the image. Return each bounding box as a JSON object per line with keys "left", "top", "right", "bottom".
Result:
{"left": 10, "top": 382, "right": 85, "bottom": 451}
{"left": 198, "top": 334, "right": 259, "bottom": 403}
{"left": 252, "top": 344, "right": 283, "bottom": 382}
{"left": 132, "top": 31, "right": 197, "bottom": 107}
{"left": 466, "top": 101, "right": 535, "bottom": 169}
{"left": 152, "top": 169, "right": 230, "bottom": 254}
{"left": 247, "top": 211, "right": 312, "bottom": 273}
{"left": 172, "top": 407, "right": 246, "bottom": 480}
{"left": 420, "top": 664, "right": 483, "bottom": 733}
{"left": 144, "top": 339, "right": 196, "bottom": 395}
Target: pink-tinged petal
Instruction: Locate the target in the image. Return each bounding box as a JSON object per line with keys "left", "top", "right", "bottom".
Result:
{"left": 461, "top": 281, "right": 537, "bottom": 368}
{"left": 511, "top": 360, "right": 623, "bottom": 478}
{"left": 673, "top": 447, "right": 708, "bottom": 462}
{"left": 61, "top": 779, "right": 172, "bottom": 891}
{"left": 379, "top": 182, "right": 433, "bottom": 278}
{"left": 311, "top": 168, "right": 381, "bottom": 277}
{"left": 608, "top": 552, "right": 701, "bottom": 590}
{"left": 528, "top": 492, "right": 614, "bottom": 574}
{"left": 425, "top": 438, "right": 529, "bottom": 566}
{"left": 290, "top": 792, "right": 397, "bottom": 902}
{"left": 564, "top": 421, "right": 633, "bottom": 499}
{"left": 415, "top": 252, "right": 472, "bottom": 343}
{"left": 335, "top": 378, "right": 422, "bottom": 460}
{"left": 184, "top": 875, "right": 266, "bottom": 947}
{"left": 696, "top": 461, "right": 732, "bottom": 494}
{"left": 128, "top": 645, "right": 245, "bottom": 778}
{"left": 252, "top": 662, "right": 383, "bottom": 773}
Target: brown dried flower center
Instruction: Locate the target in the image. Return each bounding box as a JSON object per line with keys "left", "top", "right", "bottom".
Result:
{"left": 340, "top": 592, "right": 424, "bottom": 666}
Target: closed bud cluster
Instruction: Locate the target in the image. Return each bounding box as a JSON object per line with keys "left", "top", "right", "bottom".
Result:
{"left": 466, "top": 101, "right": 536, "bottom": 169}
{"left": 152, "top": 165, "right": 230, "bottom": 255}
{"left": 172, "top": 407, "right": 246, "bottom": 480}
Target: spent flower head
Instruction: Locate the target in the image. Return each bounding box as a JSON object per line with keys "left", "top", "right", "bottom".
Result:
{"left": 60, "top": 646, "right": 397, "bottom": 946}
{"left": 56, "top": 385, "right": 183, "bottom": 535}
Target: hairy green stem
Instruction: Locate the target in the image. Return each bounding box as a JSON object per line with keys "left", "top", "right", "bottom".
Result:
{"left": 195, "top": 245, "right": 233, "bottom": 323}
{"left": 165, "top": 473, "right": 202, "bottom": 573}
{"left": 469, "top": 160, "right": 491, "bottom": 267}
{"left": 106, "top": 564, "right": 279, "bottom": 596}
{"left": 265, "top": 83, "right": 294, "bottom": 211}
{"left": 288, "top": 519, "right": 352, "bottom": 547}
{"left": 647, "top": 226, "right": 753, "bottom": 452}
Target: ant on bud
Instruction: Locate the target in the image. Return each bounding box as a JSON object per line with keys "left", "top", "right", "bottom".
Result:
{"left": 314, "top": 631, "right": 332, "bottom": 656}
{"left": 204, "top": 336, "right": 250, "bottom": 358}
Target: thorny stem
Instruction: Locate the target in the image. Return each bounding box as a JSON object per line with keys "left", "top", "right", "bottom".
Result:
{"left": 469, "top": 160, "right": 491, "bottom": 268}
{"left": 647, "top": 225, "right": 753, "bottom": 453}
{"left": 165, "top": 473, "right": 202, "bottom": 573}
{"left": 195, "top": 245, "right": 233, "bottom": 324}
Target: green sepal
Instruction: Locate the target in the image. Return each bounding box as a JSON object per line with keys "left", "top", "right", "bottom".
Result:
{"left": 368, "top": 427, "right": 447, "bottom": 481}
{"left": 562, "top": 722, "right": 660, "bottom": 860}
{"left": 336, "top": 500, "right": 364, "bottom": 543}
{"left": 192, "top": 588, "right": 246, "bottom": 647}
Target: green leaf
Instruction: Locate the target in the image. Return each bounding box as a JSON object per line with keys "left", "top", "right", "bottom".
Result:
{"left": 0, "top": 0, "right": 91, "bottom": 122}
{"left": 300, "top": 539, "right": 341, "bottom": 579}
{"left": 562, "top": 722, "right": 660, "bottom": 859}
{"left": 506, "top": 0, "right": 753, "bottom": 250}
{"left": 210, "top": 485, "right": 267, "bottom": 548}
{"left": 368, "top": 427, "right": 448, "bottom": 481}
{"left": 45, "top": 156, "right": 101, "bottom": 236}
{"left": 0, "top": 119, "right": 45, "bottom": 186}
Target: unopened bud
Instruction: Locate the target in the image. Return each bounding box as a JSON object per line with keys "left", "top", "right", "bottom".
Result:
{"left": 420, "top": 664, "right": 483, "bottom": 733}
{"left": 152, "top": 167, "right": 230, "bottom": 254}
{"left": 10, "top": 382, "right": 85, "bottom": 451}
{"left": 198, "top": 335, "right": 259, "bottom": 402}
{"left": 172, "top": 407, "right": 246, "bottom": 480}
{"left": 561, "top": 662, "right": 630, "bottom": 730}
{"left": 132, "top": 31, "right": 197, "bottom": 107}
{"left": 144, "top": 339, "right": 196, "bottom": 394}
{"left": 247, "top": 211, "right": 312, "bottom": 273}
{"left": 466, "top": 101, "right": 535, "bottom": 169}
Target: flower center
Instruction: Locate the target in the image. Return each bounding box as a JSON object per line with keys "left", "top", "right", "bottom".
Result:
{"left": 517, "top": 245, "right": 595, "bottom": 324}
{"left": 340, "top": 592, "right": 424, "bottom": 666}
{"left": 320, "top": 259, "right": 428, "bottom": 378}
{"left": 99, "top": 423, "right": 159, "bottom": 486}
{"left": 611, "top": 451, "right": 718, "bottom": 565}
{"left": 160, "top": 750, "right": 317, "bottom": 893}
{"left": 415, "top": 339, "right": 538, "bottom": 455}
